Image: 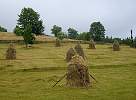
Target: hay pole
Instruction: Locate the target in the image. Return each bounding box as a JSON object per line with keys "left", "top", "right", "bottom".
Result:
{"left": 52, "top": 73, "right": 67, "bottom": 87}
{"left": 81, "top": 73, "right": 89, "bottom": 89}
{"left": 89, "top": 73, "right": 98, "bottom": 83}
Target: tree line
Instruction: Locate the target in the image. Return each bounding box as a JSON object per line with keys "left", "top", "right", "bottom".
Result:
{"left": 0, "top": 7, "right": 136, "bottom": 48}
{"left": 0, "top": 26, "right": 7, "bottom": 32}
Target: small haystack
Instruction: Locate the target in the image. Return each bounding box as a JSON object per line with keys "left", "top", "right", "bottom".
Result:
{"left": 88, "top": 39, "right": 96, "bottom": 49}
{"left": 74, "top": 43, "right": 85, "bottom": 59}
{"left": 66, "top": 55, "right": 90, "bottom": 87}
{"left": 113, "top": 40, "right": 120, "bottom": 51}
{"left": 55, "top": 38, "right": 61, "bottom": 47}
{"left": 6, "top": 43, "right": 16, "bottom": 60}
{"left": 66, "top": 48, "right": 76, "bottom": 62}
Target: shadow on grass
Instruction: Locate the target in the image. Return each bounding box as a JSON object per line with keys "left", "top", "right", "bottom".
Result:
{"left": 0, "top": 57, "right": 62, "bottom": 60}
{"left": 8, "top": 63, "right": 136, "bottom": 73}
{"left": 89, "top": 63, "right": 136, "bottom": 69}
{"left": 13, "top": 67, "right": 66, "bottom": 72}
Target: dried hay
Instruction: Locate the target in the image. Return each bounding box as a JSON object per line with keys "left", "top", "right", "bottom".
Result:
{"left": 66, "top": 48, "right": 76, "bottom": 62}
{"left": 6, "top": 43, "right": 16, "bottom": 60}
{"left": 55, "top": 38, "right": 61, "bottom": 47}
{"left": 66, "top": 55, "right": 90, "bottom": 87}
{"left": 74, "top": 43, "right": 85, "bottom": 59}
{"left": 113, "top": 40, "right": 120, "bottom": 51}
{"left": 88, "top": 39, "right": 96, "bottom": 49}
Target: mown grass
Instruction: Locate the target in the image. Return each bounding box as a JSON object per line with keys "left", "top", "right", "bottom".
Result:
{"left": 0, "top": 43, "right": 136, "bottom": 100}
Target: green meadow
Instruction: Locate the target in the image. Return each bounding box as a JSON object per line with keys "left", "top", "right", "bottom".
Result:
{"left": 0, "top": 43, "right": 136, "bottom": 100}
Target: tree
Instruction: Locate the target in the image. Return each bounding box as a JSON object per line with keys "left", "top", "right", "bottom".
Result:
{"left": 133, "top": 37, "right": 136, "bottom": 48}
{"left": 78, "top": 32, "right": 90, "bottom": 41}
{"left": 57, "top": 31, "right": 65, "bottom": 40}
{"left": 68, "top": 28, "right": 78, "bottom": 39}
{"left": 51, "top": 25, "right": 62, "bottom": 37}
{"left": 13, "top": 25, "right": 24, "bottom": 36}
{"left": 104, "top": 36, "right": 113, "bottom": 43}
{"left": 0, "top": 25, "right": 7, "bottom": 32}
{"left": 89, "top": 22, "right": 105, "bottom": 41}
{"left": 23, "top": 24, "right": 35, "bottom": 48}
{"left": 17, "top": 7, "right": 44, "bottom": 35}
{"left": 122, "top": 37, "right": 131, "bottom": 45}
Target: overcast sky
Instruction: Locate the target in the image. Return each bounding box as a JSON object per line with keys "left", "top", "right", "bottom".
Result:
{"left": 0, "top": 0, "right": 136, "bottom": 38}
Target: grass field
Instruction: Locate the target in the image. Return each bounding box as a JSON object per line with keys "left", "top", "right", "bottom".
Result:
{"left": 0, "top": 43, "right": 136, "bottom": 100}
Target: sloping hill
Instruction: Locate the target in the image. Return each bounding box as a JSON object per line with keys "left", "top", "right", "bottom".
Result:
{"left": 0, "top": 32, "right": 80, "bottom": 43}
{"left": 0, "top": 32, "right": 56, "bottom": 41}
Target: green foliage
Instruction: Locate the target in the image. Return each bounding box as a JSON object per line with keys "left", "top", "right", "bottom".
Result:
{"left": 57, "top": 31, "right": 65, "bottom": 40}
{"left": 78, "top": 32, "right": 90, "bottom": 41}
{"left": 13, "top": 25, "right": 24, "bottom": 36}
{"left": 132, "top": 37, "right": 136, "bottom": 48}
{"left": 51, "top": 25, "right": 62, "bottom": 37}
{"left": 17, "top": 7, "right": 44, "bottom": 35}
{"left": 122, "top": 38, "right": 131, "bottom": 45}
{"left": 0, "top": 25, "right": 7, "bottom": 32}
{"left": 68, "top": 28, "right": 78, "bottom": 39}
{"left": 89, "top": 22, "right": 105, "bottom": 41}
{"left": 104, "top": 36, "right": 113, "bottom": 43}
{"left": 23, "top": 24, "right": 35, "bottom": 48}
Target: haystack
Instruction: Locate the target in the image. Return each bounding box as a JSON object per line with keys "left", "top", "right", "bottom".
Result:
{"left": 74, "top": 43, "right": 85, "bottom": 59}
{"left": 66, "top": 48, "right": 76, "bottom": 62}
{"left": 113, "top": 40, "right": 120, "bottom": 51}
{"left": 6, "top": 43, "right": 16, "bottom": 60}
{"left": 55, "top": 38, "right": 61, "bottom": 47}
{"left": 66, "top": 55, "right": 90, "bottom": 87}
{"left": 88, "top": 39, "right": 96, "bottom": 49}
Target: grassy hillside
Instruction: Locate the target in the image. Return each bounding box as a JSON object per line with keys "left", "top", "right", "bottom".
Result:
{"left": 0, "top": 32, "right": 56, "bottom": 41}
{"left": 0, "top": 43, "right": 136, "bottom": 100}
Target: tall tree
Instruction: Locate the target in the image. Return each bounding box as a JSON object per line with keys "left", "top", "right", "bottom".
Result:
{"left": 89, "top": 22, "right": 105, "bottom": 41}
{"left": 0, "top": 25, "right": 7, "bottom": 32}
{"left": 68, "top": 28, "right": 78, "bottom": 39}
{"left": 17, "top": 7, "right": 44, "bottom": 35}
{"left": 51, "top": 25, "right": 62, "bottom": 37}
{"left": 23, "top": 24, "right": 35, "bottom": 48}
{"left": 130, "top": 29, "right": 134, "bottom": 47}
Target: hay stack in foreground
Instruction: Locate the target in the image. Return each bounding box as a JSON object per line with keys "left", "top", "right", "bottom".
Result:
{"left": 113, "top": 40, "right": 120, "bottom": 51}
{"left": 6, "top": 43, "right": 16, "bottom": 60}
{"left": 55, "top": 38, "right": 61, "bottom": 47}
{"left": 66, "top": 48, "right": 76, "bottom": 62}
{"left": 66, "top": 55, "right": 90, "bottom": 87}
{"left": 88, "top": 39, "right": 96, "bottom": 49}
{"left": 74, "top": 43, "right": 85, "bottom": 59}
